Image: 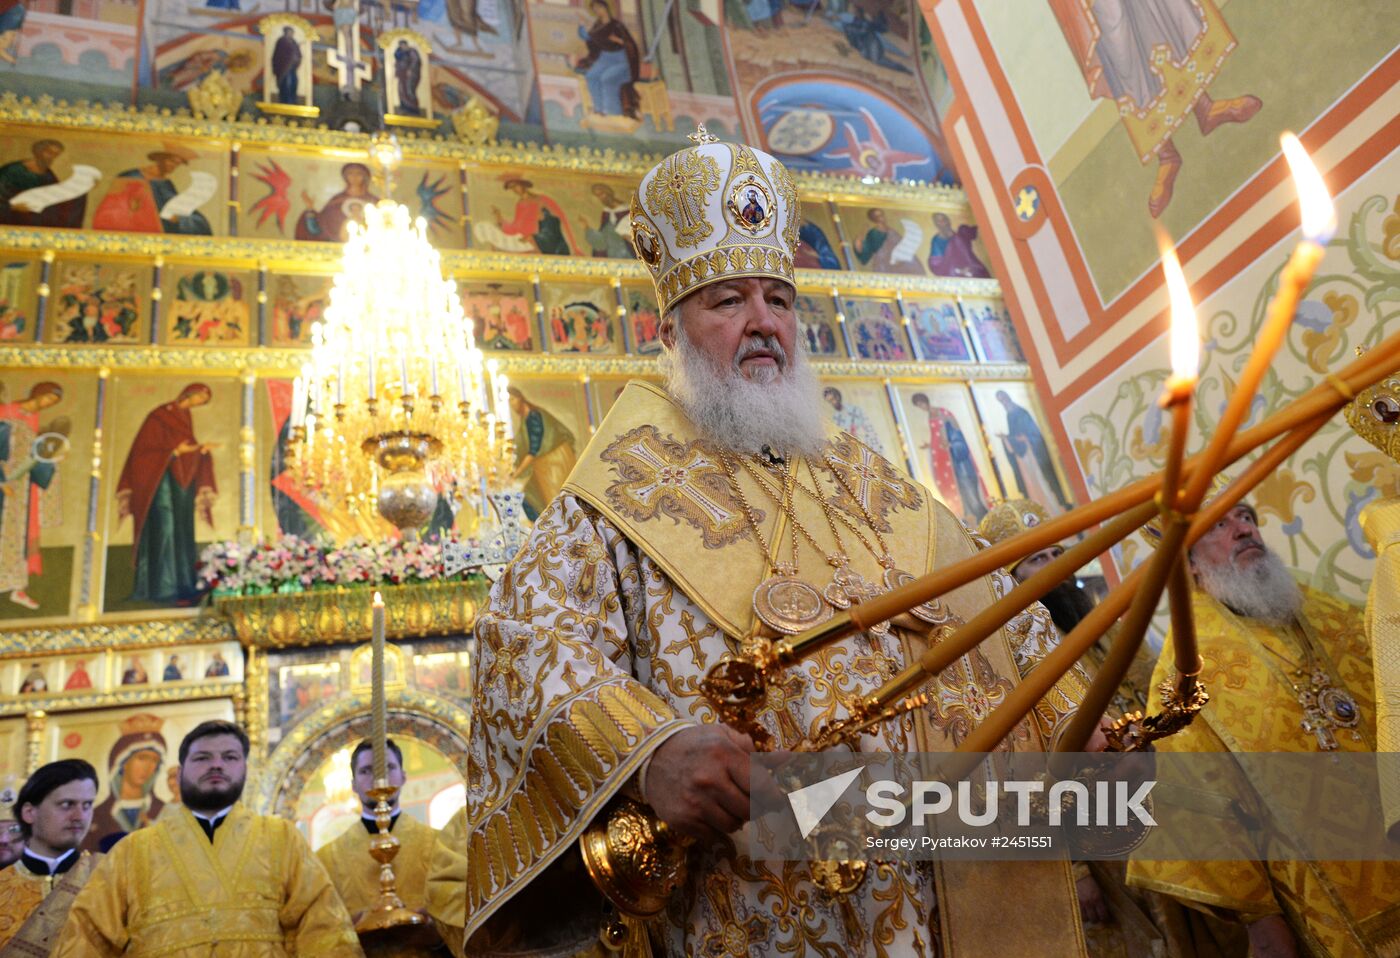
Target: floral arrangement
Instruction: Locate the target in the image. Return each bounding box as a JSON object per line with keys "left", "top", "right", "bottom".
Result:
{"left": 198, "top": 532, "right": 478, "bottom": 596}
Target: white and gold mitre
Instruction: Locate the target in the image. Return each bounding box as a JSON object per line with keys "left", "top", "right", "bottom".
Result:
{"left": 630, "top": 125, "right": 800, "bottom": 314}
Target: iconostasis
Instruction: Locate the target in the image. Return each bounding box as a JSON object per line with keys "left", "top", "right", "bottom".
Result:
{"left": 0, "top": 101, "right": 1072, "bottom": 826}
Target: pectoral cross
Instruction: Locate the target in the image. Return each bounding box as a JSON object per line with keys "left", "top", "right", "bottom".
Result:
{"left": 1297, "top": 690, "right": 1339, "bottom": 750}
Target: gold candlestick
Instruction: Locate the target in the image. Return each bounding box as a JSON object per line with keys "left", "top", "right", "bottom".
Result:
{"left": 355, "top": 590, "right": 428, "bottom": 943}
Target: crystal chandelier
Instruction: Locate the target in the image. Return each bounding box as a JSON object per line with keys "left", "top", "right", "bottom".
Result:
{"left": 289, "top": 135, "right": 514, "bottom": 539}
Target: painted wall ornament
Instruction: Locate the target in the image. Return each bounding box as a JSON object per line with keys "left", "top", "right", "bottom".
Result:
{"left": 186, "top": 70, "right": 241, "bottom": 123}
{"left": 451, "top": 96, "right": 499, "bottom": 145}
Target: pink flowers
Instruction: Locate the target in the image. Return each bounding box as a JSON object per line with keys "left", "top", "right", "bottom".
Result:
{"left": 199, "top": 532, "right": 478, "bottom": 596}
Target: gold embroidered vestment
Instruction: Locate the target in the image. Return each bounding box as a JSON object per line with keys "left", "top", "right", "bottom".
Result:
{"left": 1128, "top": 586, "right": 1400, "bottom": 957}
{"left": 464, "top": 382, "right": 1090, "bottom": 956}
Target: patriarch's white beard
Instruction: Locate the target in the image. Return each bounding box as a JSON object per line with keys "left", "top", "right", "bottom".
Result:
{"left": 661, "top": 327, "right": 827, "bottom": 458}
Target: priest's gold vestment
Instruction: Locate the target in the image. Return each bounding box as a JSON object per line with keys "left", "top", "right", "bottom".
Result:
{"left": 1128, "top": 586, "right": 1400, "bottom": 957}
{"left": 51, "top": 804, "right": 364, "bottom": 957}
{"left": 316, "top": 814, "right": 438, "bottom": 958}
{"left": 425, "top": 809, "right": 468, "bottom": 958}
{"left": 463, "top": 382, "right": 1091, "bottom": 956}
{"left": 0, "top": 852, "right": 101, "bottom": 956}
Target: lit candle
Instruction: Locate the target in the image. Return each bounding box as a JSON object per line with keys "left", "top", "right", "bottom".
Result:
{"left": 486, "top": 359, "right": 500, "bottom": 415}
{"left": 485, "top": 413, "right": 496, "bottom": 451}
{"left": 457, "top": 353, "right": 470, "bottom": 408}
{"left": 1158, "top": 245, "right": 1201, "bottom": 690}
{"left": 430, "top": 353, "right": 440, "bottom": 397}
{"left": 399, "top": 350, "right": 410, "bottom": 397}
{"left": 367, "top": 351, "right": 377, "bottom": 401}
{"left": 1180, "top": 131, "right": 1334, "bottom": 510}
{"left": 371, "top": 590, "right": 387, "bottom": 782}
{"left": 336, "top": 352, "right": 346, "bottom": 406}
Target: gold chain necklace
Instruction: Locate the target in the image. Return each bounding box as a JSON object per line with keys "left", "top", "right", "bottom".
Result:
{"left": 739, "top": 457, "right": 890, "bottom": 638}
{"left": 816, "top": 454, "right": 958, "bottom": 628}
{"left": 718, "top": 453, "right": 834, "bottom": 636}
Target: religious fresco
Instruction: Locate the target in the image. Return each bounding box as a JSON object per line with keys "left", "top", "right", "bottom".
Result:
{"left": 505, "top": 377, "right": 587, "bottom": 521}
{"left": 970, "top": 381, "right": 1072, "bottom": 516}
{"left": 0, "top": 369, "right": 96, "bottom": 624}
{"left": 257, "top": 377, "right": 388, "bottom": 544}
{"left": 541, "top": 283, "right": 621, "bottom": 354}
{"left": 461, "top": 282, "right": 534, "bottom": 351}
{"left": 161, "top": 266, "right": 256, "bottom": 347}
{"left": 838, "top": 201, "right": 989, "bottom": 279}
{"left": 0, "top": 254, "right": 38, "bottom": 343}
{"left": 267, "top": 270, "right": 334, "bottom": 347}
{"left": 273, "top": 658, "right": 344, "bottom": 735}
{"left": 963, "top": 0, "right": 1389, "bottom": 301}
{"left": 726, "top": 0, "right": 941, "bottom": 161}
{"left": 891, "top": 382, "right": 1000, "bottom": 528}
{"left": 842, "top": 296, "right": 909, "bottom": 361}
{"left": 41, "top": 699, "right": 237, "bottom": 851}
{"left": 796, "top": 201, "right": 846, "bottom": 271}
{"left": 794, "top": 293, "right": 846, "bottom": 358}
{"left": 46, "top": 259, "right": 151, "bottom": 345}
{"left": 906, "top": 296, "right": 972, "bottom": 362}
{"left": 0, "top": 0, "right": 137, "bottom": 102}
{"left": 620, "top": 283, "right": 662, "bottom": 355}
{"left": 140, "top": 0, "right": 535, "bottom": 124}
{"left": 0, "top": 719, "right": 23, "bottom": 791}
{"left": 0, "top": 130, "right": 225, "bottom": 236}
{"left": 239, "top": 149, "right": 465, "bottom": 248}
{"left": 466, "top": 169, "right": 638, "bottom": 258}
{"left": 757, "top": 78, "right": 953, "bottom": 185}
{"left": 101, "top": 376, "right": 242, "bottom": 614}
{"left": 818, "top": 379, "right": 902, "bottom": 462}
{"left": 962, "top": 296, "right": 1025, "bottom": 364}
{"left": 413, "top": 649, "right": 472, "bottom": 701}
{"left": 528, "top": 0, "right": 735, "bottom": 144}
{"left": 0, "top": 0, "right": 963, "bottom": 187}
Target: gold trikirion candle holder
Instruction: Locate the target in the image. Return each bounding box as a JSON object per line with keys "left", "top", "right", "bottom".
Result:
{"left": 355, "top": 781, "right": 430, "bottom": 938}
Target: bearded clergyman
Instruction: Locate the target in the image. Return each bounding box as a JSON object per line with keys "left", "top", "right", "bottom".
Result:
{"left": 1128, "top": 502, "right": 1400, "bottom": 957}
{"left": 459, "top": 129, "right": 1101, "bottom": 956}
{"left": 52, "top": 720, "right": 364, "bottom": 957}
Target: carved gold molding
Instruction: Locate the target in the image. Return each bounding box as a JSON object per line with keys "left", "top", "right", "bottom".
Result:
{"left": 0, "top": 226, "right": 1002, "bottom": 298}
{"left": 0, "top": 616, "right": 233, "bottom": 658}
{"left": 0, "top": 94, "right": 966, "bottom": 207}
{"left": 0, "top": 342, "right": 1028, "bottom": 380}
{"left": 1, "top": 680, "right": 239, "bottom": 718}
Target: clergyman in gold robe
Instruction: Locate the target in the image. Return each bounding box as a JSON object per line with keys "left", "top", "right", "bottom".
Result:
{"left": 0, "top": 759, "right": 103, "bottom": 956}
{"left": 1128, "top": 502, "right": 1400, "bottom": 957}
{"left": 316, "top": 738, "right": 441, "bottom": 957}
{"left": 52, "top": 720, "right": 364, "bottom": 957}
{"left": 461, "top": 131, "right": 1103, "bottom": 956}
{"left": 979, "top": 500, "right": 1246, "bottom": 958}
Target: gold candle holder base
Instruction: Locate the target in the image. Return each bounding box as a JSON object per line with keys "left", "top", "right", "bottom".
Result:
{"left": 355, "top": 782, "right": 429, "bottom": 937}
